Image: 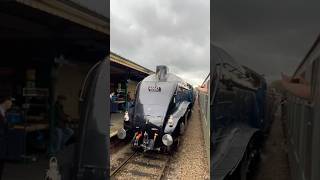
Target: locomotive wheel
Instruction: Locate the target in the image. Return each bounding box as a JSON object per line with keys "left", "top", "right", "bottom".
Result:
{"left": 166, "top": 137, "right": 180, "bottom": 155}
{"left": 186, "top": 107, "right": 191, "bottom": 118}
{"left": 180, "top": 122, "right": 185, "bottom": 135}
{"left": 166, "top": 145, "right": 173, "bottom": 155}
{"left": 185, "top": 111, "right": 189, "bottom": 127}
{"left": 175, "top": 136, "right": 180, "bottom": 152}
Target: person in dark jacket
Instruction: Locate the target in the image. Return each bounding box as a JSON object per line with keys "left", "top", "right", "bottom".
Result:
{"left": 0, "top": 96, "right": 13, "bottom": 179}
{"left": 52, "top": 95, "right": 73, "bottom": 154}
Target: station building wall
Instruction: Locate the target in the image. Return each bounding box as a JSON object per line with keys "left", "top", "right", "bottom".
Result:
{"left": 127, "top": 80, "right": 138, "bottom": 99}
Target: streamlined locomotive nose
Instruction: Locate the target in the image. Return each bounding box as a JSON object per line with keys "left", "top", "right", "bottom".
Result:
{"left": 118, "top": 65, "right": 193, "bottom": 153}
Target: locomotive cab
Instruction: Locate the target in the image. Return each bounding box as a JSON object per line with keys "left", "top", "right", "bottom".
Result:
{"left": 117, "top": 65, "right": 193, "bottom": 153}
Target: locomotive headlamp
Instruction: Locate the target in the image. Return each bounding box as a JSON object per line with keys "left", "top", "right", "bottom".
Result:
{"left": 162, "top": 134, "right": 173, "bottom": 146}
{"left": 124, "top": 111, "right": 129, "bottom": 122}
{"left": 168, "top": 115, "right": 174, "bottom": 127}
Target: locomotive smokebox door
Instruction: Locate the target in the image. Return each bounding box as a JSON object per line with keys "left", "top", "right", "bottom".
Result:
{"left": 156, "top": 65, "right": 169, "bottom": 81}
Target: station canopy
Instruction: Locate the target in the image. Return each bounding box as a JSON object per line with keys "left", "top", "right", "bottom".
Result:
{"left": 0, "top": 1, "right": 109, "bottom": 63}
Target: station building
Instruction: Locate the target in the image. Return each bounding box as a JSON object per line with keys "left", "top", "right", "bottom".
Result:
{"left": 110, "top": 52, "right": 153, "bottom": 137}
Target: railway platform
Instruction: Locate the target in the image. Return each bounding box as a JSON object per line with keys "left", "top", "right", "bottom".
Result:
{"left": 110, "top": 112, "right": 124, "bottom": 138}
{"left": 252, "top": 100, "right": 291, "bottom": 180}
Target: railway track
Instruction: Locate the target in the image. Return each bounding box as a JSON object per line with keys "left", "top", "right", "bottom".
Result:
{"left": 110, "top": 135, "right": 130, "bottom": 154}
{"left": 110, "top": 147, "right": 170, "bottom": 180}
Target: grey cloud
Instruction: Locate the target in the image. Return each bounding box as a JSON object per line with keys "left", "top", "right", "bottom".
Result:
{"left": 212, "top": 0, "right": 320, "bottom": 82}
{"left": 111, "top": 0, "right": 210, "bottom": 86}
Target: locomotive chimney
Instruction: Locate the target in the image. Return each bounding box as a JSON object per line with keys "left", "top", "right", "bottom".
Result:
{"left": 156, "top": 65, "right": 168, "bottom": 81}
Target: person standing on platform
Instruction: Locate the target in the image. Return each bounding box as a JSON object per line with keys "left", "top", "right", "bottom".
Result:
{"left": 0, "top": 96, "right": 14, "bottom": 180}
{"left": 127, "top": 92, "right": 133, "bottom": 108}
{"left": 53, "top": 95, "right": 74, "bottom": 154}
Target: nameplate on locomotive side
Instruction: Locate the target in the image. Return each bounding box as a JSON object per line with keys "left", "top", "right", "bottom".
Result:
{"left": 148, "top": 86, "right": 161, "bottom": 92}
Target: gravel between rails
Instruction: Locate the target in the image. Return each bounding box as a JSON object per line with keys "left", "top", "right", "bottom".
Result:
{"left": 110, "top": 139, "right": 170, "bottom": 179}
{"left": 164, "top": 102, "right": 209, "bottom": 180}
{"left": 113, "top": 152, "right": 169, "bottom": 180}
{"left": 110, "top": 143, "right": 134, "bottom": 175}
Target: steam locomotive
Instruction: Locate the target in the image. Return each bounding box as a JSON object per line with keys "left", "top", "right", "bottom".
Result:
{"left": 117, "top": 65, "right": 195, "bottom": 153}
{"left": 211, "top": 45, "right": 267, "bottom": 180}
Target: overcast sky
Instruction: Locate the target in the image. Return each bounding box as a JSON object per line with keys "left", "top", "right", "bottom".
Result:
{"left": 212, "top": 0, "right": 320, "bottom": 82}
{"left": 111, "top": 0, "right": 210, "bottom": 86}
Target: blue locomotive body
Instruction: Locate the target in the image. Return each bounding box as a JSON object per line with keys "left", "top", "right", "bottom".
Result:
{"left": 211, "top": 45, "right": 267, "bottom": 180}
{"left": 118, "top": 66, "right": 194, "bottom": 152}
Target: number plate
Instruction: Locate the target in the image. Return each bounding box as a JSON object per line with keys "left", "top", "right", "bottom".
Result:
{"left": 148, "top": 86, "right": 161, "bottom": 92}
